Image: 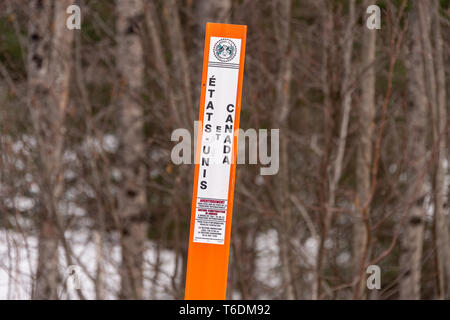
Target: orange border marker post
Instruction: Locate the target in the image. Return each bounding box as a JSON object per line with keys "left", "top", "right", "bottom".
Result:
{"left": 185, "top": 23, "right": 247, "bottom": 300}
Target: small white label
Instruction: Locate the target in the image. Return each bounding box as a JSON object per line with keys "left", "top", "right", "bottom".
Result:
{"left": 193, "top": 37, "right": 241, "bottom": 245}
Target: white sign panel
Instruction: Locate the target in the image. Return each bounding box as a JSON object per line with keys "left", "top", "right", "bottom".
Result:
{"left": 193, "top": 37, "right": 242, "bottom": 245}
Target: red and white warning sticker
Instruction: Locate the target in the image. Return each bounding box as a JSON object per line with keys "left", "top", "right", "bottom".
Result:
{"left": 193, "top": 198, "right": 227, "bottom": 245}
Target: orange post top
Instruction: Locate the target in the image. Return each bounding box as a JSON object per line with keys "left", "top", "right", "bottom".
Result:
{"left": 184, "top": 23, "right": 247, "bottom": 300}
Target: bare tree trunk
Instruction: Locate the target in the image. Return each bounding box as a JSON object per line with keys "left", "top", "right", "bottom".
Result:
{"left": 194, "top": 0, "right": 231, "bottom": 35}
{"left": 399, "top": 1, "right": 427, "bottom": 299}
{"left": 28, "top": 0, "right": 55, "bottom": 300}
{"left": 94, "top": 230, "right": 105, "bottom": 300}
{"left": 353, "top": 0, "right": 376, "bottom": 299}
{"left": 144, "top": 1, "right": 182, "bottom": 128}
{"left": 313, "top": 0, "right": 334, "bottom": 299}
{"left": 313, "top": 0, "right": 355, "bottom": 300}
{"left": 163, "top": 0, "right": 194, "bottom": 127}
{"left": 271, "top": 0, "right": 295, "bottom": 300}
{"left": 415, "top": 0, "right": 450, "bottom": 299}
{"left": 116, "top": 0, "right": 147, "bottom": 300}
{"left": 431, "top": 0, "right": 450, "bottom": 299}
{"left": 29, "top": 0, "right": 74, "bottom": 299}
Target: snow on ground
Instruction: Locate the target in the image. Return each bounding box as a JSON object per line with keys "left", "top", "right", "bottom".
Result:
{"left": 0, "top": 229, "right": 177, "bottom": 300}
{"left": 1, "top": 227, "right": 292, "bottom": 299}
{"left": 255, "top": 229, "right": 281, "bottom": 292}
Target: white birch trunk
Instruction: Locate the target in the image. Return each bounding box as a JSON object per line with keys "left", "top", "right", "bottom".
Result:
{"left": 29, "top": 0, "right": 74, "bottom": 299}
{"left": 399, "top": 1, "right": 428, "bottom": 299}
{"left": 116, "top": 0, "right": 147, "bottom": 300}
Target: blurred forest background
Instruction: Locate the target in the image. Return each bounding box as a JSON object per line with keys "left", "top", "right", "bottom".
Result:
{"left": 0, "top": 0, "right": 449, "bottom": 300}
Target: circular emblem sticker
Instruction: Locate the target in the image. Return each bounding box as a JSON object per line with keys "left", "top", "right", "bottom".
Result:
{"left": 213, "top": 39, "right": 237, "bottom": 63}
